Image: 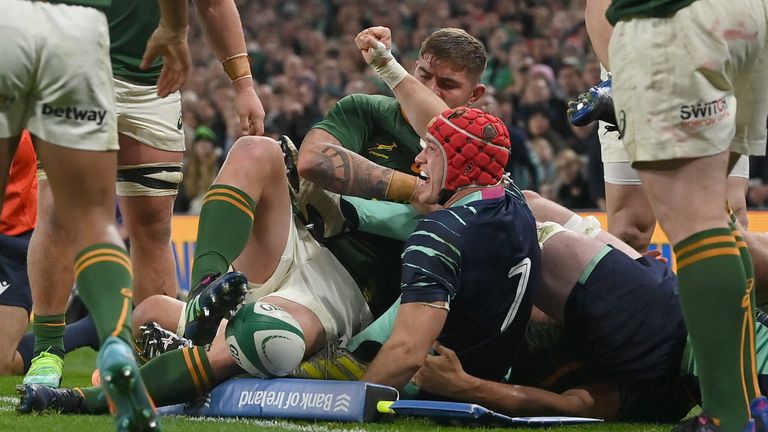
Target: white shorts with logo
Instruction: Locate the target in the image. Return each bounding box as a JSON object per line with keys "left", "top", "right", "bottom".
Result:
{"left": 609, "top": 0, "right": 768, "bottom": 162}
{"left": 114, "top": 78, "right": 184, "bottom": 152}
{"left": 0, "top": 0, "right": 117, "bottom": 151}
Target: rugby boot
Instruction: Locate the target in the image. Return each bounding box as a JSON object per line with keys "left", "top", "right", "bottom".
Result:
{"left": 751, "top": 396, "right": 768, "bottom": 432}
{"left": 23, "top": 351, "right": 64, "bottom": 388}
{"left": 183, "top": 271, "right": 248, "bottom": 346}
{"left": 16, "top": 383, "right": 88, "bottom": 414}
{"left": 567, "top": 74, "right": 618, "bottom": 128}
{"left": 135, "top": 322, "right": 192, "bottom": 363}
{"left": 290, "top": 341, "right": 367, "bottom": 380}
{"left": 98, "top": 336, "right": 160, "bottom": 432}
{"left": 672, "top": 412, "right": 757, "bottom": 432}
{"left": 279, "top": 135, "right": 300, "bottom": 193}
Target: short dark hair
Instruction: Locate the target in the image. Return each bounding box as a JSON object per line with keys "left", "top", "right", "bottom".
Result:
{"left": 419, "top": 28, "right": 487, "bottom": 81}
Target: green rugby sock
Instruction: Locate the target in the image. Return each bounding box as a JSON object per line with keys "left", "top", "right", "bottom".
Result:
{"left": 191, "top": 185, "right": 255, "bottom": 286}
{"left": 74, "top": 244, "right": 134, "bottom": 345}
{"left": 675, "top": 228, "right": 755, "bottom": 431}
{"left": 79, "top": 346, "right": 216, "bottom": 413}
{"left": 31, "top": 314, "right": 66, "bottom": 359}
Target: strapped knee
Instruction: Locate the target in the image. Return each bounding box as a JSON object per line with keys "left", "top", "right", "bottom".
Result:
{"left": 117, "top": 163, "right": 183, "bottom": 197}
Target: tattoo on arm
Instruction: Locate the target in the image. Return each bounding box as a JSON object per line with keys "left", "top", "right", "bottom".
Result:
{"left": 313, "top": 145, "right": 392, "bottom": 198}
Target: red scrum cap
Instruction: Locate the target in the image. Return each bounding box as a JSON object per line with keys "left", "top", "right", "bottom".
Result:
{"left": 426, "top": 107, "right": 511, "bottom": 192}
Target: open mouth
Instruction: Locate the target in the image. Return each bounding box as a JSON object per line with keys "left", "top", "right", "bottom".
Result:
{"left": 419, "top": 170, "right": 430, "bottom": 184}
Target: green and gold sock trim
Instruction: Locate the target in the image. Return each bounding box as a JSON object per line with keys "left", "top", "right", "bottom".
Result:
{"left": 74, "top": 245, "right": 132, "bottom": 280}
{"left": 674, "top": 228, "right": 739, "bottom": 271}
{"left": 202, "top": 185, "right": 256, "bottom": 220}
{"left": 181, "top": 347, "right": 214, "bottom": 396}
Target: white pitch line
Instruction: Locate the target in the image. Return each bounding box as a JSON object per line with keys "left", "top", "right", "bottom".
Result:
{"left": 178, "top": 415, "right": 369, "bottom": 432}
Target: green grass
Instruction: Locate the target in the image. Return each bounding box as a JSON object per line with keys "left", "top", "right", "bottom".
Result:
{"left": 0, "top": 349, "right": 673, "bottom": 431}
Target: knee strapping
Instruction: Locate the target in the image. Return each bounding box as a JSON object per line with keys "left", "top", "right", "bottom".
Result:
{"left": 117, "top": 163, "right": 183, "bottom": 197}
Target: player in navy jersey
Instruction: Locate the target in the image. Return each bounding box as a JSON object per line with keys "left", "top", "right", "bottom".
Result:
{"left": 360, "top": 107, "right": 541, "bottom": 389}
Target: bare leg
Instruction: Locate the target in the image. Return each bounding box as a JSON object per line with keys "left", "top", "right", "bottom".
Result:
{"left": 0, "top": 305, "right": 28, "bottom": 375}
{"left": 117, "top": 134, "right": 183, "bottom": 303}
{"left": 28, "top": 181, "right": 73, "bottom": 317}
{"left": 604, "top": 183, "right": 656, "bottom": 252}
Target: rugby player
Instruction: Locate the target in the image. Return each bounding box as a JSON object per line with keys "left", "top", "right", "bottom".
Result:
{"left": 21, "top": 0, "right": 266, "bottom": 389}
{"left": 606, "top": 0, "right": 768, "bottom": 429}
{"left": 0, "top": 132, "right": 36, "bottom": 376}
{"left": 0, "top": 0, "right": 192, "bottom": 429}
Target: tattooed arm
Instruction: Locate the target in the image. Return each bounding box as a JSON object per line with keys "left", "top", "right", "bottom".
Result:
{"left": 298, "top": 128, "right": 415, "bottom": 201}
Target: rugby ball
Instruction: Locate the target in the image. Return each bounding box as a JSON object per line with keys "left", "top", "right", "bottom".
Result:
{"left": 225, "top": 301, "right": 306, "bottom": 377}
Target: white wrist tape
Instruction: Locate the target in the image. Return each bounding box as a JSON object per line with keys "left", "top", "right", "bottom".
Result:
{"left": 371, "top": 42, "right": 407, "bottom": 90}
{"left": 563, "top": 214, "right": 603, "bottom": 239}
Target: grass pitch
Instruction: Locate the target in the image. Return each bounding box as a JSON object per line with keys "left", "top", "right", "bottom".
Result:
{"left": 0, "top": 349, "right": 673, "bottom": 431}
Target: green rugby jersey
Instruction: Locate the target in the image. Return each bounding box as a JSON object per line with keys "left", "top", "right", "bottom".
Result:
{"left": 106, "top": 0, "right": 162, "bottom": 84}
{"left": 312, "top": 94, "right": 424, "bottom": 318}
{"left": 606, "top": 0, "right": 698, "bottom": 25}
{"left": 313, "top": 94, "right": 423, "bottom": 176}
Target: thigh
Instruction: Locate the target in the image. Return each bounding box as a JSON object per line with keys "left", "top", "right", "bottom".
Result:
{"left": 0, "top": 304, "right": 29, "bottom": 373}
{"left": 636, "top": 152, "right": 731, "bottom": 244}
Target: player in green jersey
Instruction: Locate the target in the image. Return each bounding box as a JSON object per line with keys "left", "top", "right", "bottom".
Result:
{"left": 21, "top": 0, "right": 266, "bottom": 389}
{"left": 604, "top": 0, "right": 768, "bottom": 430}
{"left": 1, "top": 0, "right": 193, "bottom": 430}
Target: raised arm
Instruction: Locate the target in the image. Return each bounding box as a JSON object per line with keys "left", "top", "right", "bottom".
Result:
{"left": 194, "top": 0, "right": 265, "bottom": 135}
{"left": 355, "top": 26, "right": 448, "bottom": 138}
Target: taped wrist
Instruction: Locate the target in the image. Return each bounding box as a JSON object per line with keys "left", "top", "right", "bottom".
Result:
{"left": 223, "top": 53, "right": 252, "bottom": 82}
{"left": 563, "top": 214, "right": 603, "bottom": 238}
{"left": 370, "top": 42, "right": 407, "bottom": 89}
{"left": 385, "top": 171, "right": 417, "bottom": 203}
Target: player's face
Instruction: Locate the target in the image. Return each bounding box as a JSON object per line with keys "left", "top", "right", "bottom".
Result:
{"left": 413, "top": 135, "right": 446, "bottom": 204}
{"left": 414, "top": 56, "right": 484, "bottom": 108}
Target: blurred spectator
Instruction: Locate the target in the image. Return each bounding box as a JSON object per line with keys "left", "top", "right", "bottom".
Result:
{"left": 166, "top": 0, "right": 764, "bottom": 212}
{"left": 555, "top": 148, "right": 596, "bottom": 209}
{"left": 176, "top": 126, "right": 223, "bottom": 214}
{"left": 530, "top": 136, "right": 558, "bottom": 186}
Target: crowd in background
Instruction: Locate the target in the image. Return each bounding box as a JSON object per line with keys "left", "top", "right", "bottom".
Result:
{"left": 175, "top": 0, "right": 768, "bottom": 213}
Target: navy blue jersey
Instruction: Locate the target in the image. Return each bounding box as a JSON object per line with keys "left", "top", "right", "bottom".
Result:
{"left": 400, "top": 185, "right": 541, "bottom": 381}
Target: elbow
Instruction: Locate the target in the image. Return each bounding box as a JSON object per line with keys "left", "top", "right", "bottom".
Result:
{"left": 296, "top": 142, "right": 323, "bottom": 181}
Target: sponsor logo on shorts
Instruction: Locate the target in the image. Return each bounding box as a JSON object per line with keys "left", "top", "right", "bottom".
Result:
{"left": 41, "top": 103, "right": 107, "bottom": 126}
{"left": 177, "top": 112, "right": 183, "bottom": 130}
{"left": 680, "top": 97, "right": 730, "bottom": 129}
{"left": 0, "top": 280, "right": 10, "bottom": 296}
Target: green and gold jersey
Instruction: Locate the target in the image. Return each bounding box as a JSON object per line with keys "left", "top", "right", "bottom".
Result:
{"left": 313, "top": 94, "right": 423, "bottom": 177}
{"left": 106, "top": 0, "right": 162, "bottom": 84}
{"left": 312, "top": 94, "right": 424, "bottom": 317}
{"left": 606, "top": 0, "right": 698, "bottom": 25}
{"left": 49, "top": 0, "right": 111, "bottom": 10}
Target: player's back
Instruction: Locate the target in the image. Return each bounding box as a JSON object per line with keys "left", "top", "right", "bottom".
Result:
{"left": 402, "top": 185, "right": 541, "bottom": 381}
